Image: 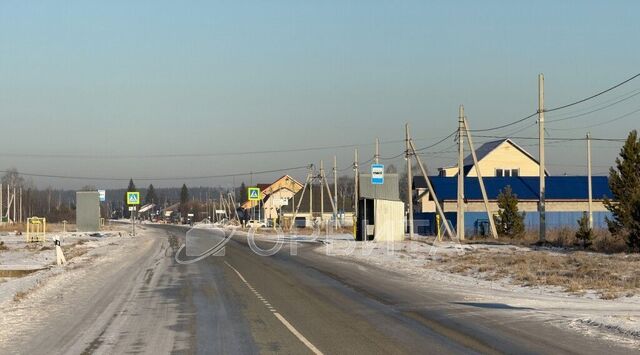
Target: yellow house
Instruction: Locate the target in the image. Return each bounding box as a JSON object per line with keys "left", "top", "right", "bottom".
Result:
{"left": 438, "top": 139, "right": 548, "bottom": 177}
{"left": 241, "top": 175, "right": 303, "bottom": 221}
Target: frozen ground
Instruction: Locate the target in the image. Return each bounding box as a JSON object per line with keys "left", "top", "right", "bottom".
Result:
{"left": 0, "top": 228, "right": 129, "bottom": 308}
{"left": 316, "top": 236, "right": 640, "bottom": 347}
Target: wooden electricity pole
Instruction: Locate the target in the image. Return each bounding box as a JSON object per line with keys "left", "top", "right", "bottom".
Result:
{"left": 291, "top": 166, "right": 313, "bottom": 231}
{"left": 457, "top": 105, "right": 465, "bottom": 241}
{"left": 408, "top": 139, "right": 456, "bottom": 240}
{"left": 538, "top": 73, "right": 546, "bottom": 243}
{"left": 320, "top": 160, "right": 324, "bottom": 227}
{"left": 354, "top": 149, "right": 359, "bottom": 237}
{"left": 334, "top": 155, "right": 338, "bottom": 229}
{"left": 463, "top": 117, "right": 498, "bottom": 239}
{"left": 406, "top": 123, "right": 414, "bottom": 240}
{"left": 587, "top": 132, "right": 593, "bottom": 229}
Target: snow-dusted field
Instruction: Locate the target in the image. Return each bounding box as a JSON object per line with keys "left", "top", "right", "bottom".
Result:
{"left": 0, "top": 228, "right": 129, "bottom": 307}
{"left": 317, "top": 236, "right": 640, "bottom": 347}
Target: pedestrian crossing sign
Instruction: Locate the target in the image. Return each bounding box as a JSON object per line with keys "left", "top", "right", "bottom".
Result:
{"left": 127, "top": 192, "right": 140, "bottom": 205}
{"left": 248, "top": 187, "right": 261, "bottom": 201}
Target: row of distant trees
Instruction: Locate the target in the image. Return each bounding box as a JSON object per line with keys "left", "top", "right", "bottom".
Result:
{"left": 1, "top": 168, "right": 76, "bottom": 223}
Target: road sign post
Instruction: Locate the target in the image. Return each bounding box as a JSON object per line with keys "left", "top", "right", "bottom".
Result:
{"left": 248, "top": 187, "right": 261, "bottom": 225}
{"left": 127, "top": 192, "right": 140, "bottom": 236}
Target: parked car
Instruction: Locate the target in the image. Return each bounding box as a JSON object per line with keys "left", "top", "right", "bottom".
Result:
{"left": 246, "top": 220, "right": 266, "bottom": 228}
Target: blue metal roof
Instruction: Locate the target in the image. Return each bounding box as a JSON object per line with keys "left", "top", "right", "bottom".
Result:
{"left": 412, "top": 176, "right": 612, "bottom": 201}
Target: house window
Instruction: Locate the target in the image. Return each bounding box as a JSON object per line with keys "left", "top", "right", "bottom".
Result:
{"left": 496, "top": 168, "right": 519, "bottom": 177}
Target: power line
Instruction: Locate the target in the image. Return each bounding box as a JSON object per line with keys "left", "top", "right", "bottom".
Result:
{"left": 547, "top": 89, "right": 640, "bottom": 123}
{"left": 0, "top": 165, "right": 309, "bottom": 182}
{"left": 544, "top": 72, "right": 640, "bottom": 113}
{"left": 473, "top": 134, "right": 626, "bottom": 142}
{"left": 0, "top": 134, "right": 451, "bottom": 160}
{"left": 0, "top": 141, "right": 403, "bottom": 160}
{"left": 547, "top": 106, "right": 640, "bottom": 131}
{"left": 465, "top": 112, "right": 538, "bottom": 133}
{"left": 413, "top": 131, "right": 457, "bottom": 152}
{"left": 465, "top": 72, "right": 640, "bottom": 133}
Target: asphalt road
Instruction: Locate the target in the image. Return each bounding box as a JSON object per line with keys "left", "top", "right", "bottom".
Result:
{"left": 4, "top": 224, "right": 634, "bottom": 354}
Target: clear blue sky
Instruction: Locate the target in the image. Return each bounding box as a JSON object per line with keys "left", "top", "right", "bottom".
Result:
{"left": 1, "top": 0, "right": 639, "bottom": 188}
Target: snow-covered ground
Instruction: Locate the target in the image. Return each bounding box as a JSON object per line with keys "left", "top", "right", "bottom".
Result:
{"left": 0, "top": 228, "right": 129, "bottom": 307}
{"left": 316, "top": 237, "right": 640, "bottom": 347}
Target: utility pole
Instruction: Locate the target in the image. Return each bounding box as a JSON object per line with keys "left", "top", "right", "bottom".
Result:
{"left": 408, "top": 139, "right": 456, "bottom": 240}
{"left": 457, "top": 105, "right": 465, "bottom": 241}
{"left": 405, "top": 123, "right": 414, "bottom": 240}
{"left": 587, "top": 132, "right": 593, "bottom": 229}
{"left": 354, "top": 149, "right": 359, "bottom": 238}
{"left": 309, "top": 165, "right": 313, "bottom": 220}
{"left": 19, "top": 188, "right": 22, "bottom": 224}
{"left": 464, "top": 117, "right": 498, "bottom": 239}
{"left": 291, "top": 166, "right": 312, "bottom": 231}
{"left": 320, "top": 160, "right": 324, "bottom": 228}
{"left": 13, "top": 187, "right": 16, "bottom": 225}
{"left": 334, "top": 155, "right": 338, "bottom": 229}
{"left": 538, "top": 73, "right": 546, "bottom": 243}
{"left": 0, "top": 183, "right": 3, "bottom": 225}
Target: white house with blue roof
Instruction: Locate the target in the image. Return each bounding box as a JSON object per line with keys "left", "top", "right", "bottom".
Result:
{"left": 414, "top": 139, "right": 612, "bottom": 235}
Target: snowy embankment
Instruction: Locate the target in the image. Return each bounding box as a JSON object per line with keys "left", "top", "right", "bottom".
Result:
{"left": 317, "top": 237, "right": 640, "bottom": 347}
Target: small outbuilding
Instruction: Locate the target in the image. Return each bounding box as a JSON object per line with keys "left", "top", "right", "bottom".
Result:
{"left": 357, "top": 173, "right": 404, "bottom": 242}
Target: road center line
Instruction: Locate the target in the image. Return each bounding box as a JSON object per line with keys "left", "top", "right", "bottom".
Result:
{"left": 224, "top": 261, "right": 323, "bottom": 355}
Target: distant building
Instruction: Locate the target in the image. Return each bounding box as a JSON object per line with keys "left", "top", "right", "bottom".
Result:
{"left": 242, "top": 175, "right": 304, "bottom": 222}
{"left": 412, "top": 138, "right": 612, "bottom": 235}
{"left": 281, "top": 184, "right": 355, "bottom": 228}
{"left": 413, "top": 176, "right": 613, "bottom": 235}
{"left": 438, "top": 139, "right": 549, "bottom": 177}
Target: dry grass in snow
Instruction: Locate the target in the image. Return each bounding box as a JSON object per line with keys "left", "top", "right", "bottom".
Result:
{"left": 439, "top": 249, "right": 640, "bottom": 299}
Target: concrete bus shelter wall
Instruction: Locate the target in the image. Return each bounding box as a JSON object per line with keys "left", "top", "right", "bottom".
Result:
{"left": 374, "top": 199, "right": 404, "bottom": 241}
{"left": 76, "top": 191, "right": 100, "bottom": 232}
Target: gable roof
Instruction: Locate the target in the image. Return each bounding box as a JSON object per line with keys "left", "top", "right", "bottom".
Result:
{"left": 413, "top": 176, "right": 612, "bottom": 201}
{"left": 464, "top": 138, "right": 540, "bottom": 167}
{"left": 440, "top": 139, "right": 549, "bottom": 176}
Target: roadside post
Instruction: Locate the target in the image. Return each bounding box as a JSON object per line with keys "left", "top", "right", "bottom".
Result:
{"left": 127, "top": 192, "right": 140, "bottom": 236}
{"left": 53, "top": 235, "right": 67, "bottom": 266}
{"left": 247, "top": 187, "right": 260, "bottom": 226}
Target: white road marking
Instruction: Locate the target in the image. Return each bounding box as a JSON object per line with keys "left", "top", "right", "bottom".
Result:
{"left": 273, "top": 312, "right": 323, "bottom": 355}
{"left": 224, "top": 261, "right": 323, "bottom": 355}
